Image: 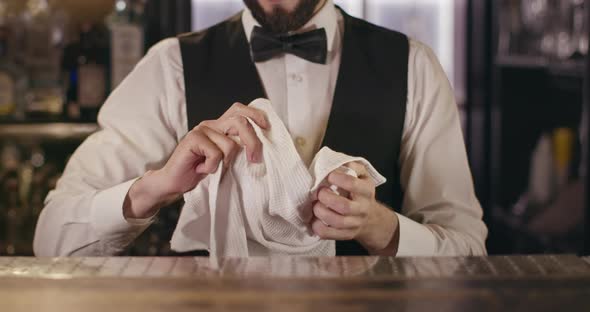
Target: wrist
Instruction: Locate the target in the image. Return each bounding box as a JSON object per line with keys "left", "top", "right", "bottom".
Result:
{"left": 357, "top": 203, "right": 399, "bottom": 255}
{"left": 123, "top": 170, "right": 180, "bottom": 219}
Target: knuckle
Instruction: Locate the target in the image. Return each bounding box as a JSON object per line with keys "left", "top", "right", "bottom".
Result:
{"left": 320, "top": 192, "right": 334, "bottom": 207}
{"left": 358, "top": 206, "right": 369, "bottom": 218}
{"left": 358, "top": 164, "right": 369, "bottom": 175}
{"left": 231, "top": 102, "right": 244, "bottom": 109}
{"left": 352, "top": 201, "right": 363, "bottom": 213}
{"left": 210, "top": 149, "right": 223, "bottom": 160}
{"left": 191, "top": 124, "right": 204, "bottom": 133}
{"left": 340, "top": 199, "right": 352, "bottom": 214}
{"left": 347, "top": 162, "right": 360, "bottom": 171}
{"left": 313, "top": 221, "right": 325, "bottom": 237}
{"left": 318, "top": 188, "right": 329, "bottom": 200}
{"left": 198, "top": 120, "right": 213, "bottom": 128}
{"left": 313, "top": 202, "right": 323, "bottom": 213}
{"left": 353, "top": 163, "right": 368, "bottom": 176}
{"left": 187, "top": 129, "right": 204, "bottom": 141}
{"left": 236, "top": 116, "right": 249, "bottom": 126}
{"left": 349, "top": 217, "right": 362, "bottom": 229}
{"left": 340, "top": 175, "right": 353, "bottom": 189}
{"left": 199, "top": 125, "right": 213, "bottom": 133}
{"left": 351, "top": 178, "right": 363, "bottom": 191}
{"left": 330, "top": 215, "right": 344, "bottom": 228}
{"left": 203, "top": 166, "right": 216, "bottom": 174}
{"left": 312, "top": 205, "right": 321, "bottom": 218}
{"left": 253, "top": 110, "right": 265, "bottom": 121}
{"left": 319, "top": 207, "right": 331, "bottom": 221}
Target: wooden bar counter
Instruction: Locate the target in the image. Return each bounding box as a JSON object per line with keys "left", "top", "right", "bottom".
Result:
{"left": 1, "top": 255, "right": 590, "bottom": 311}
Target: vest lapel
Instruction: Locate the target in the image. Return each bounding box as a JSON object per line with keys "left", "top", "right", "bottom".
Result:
{"left": 323, "top": 9, "right": 401, "bottom": 203}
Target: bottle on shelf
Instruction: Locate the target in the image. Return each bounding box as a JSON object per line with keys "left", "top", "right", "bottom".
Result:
{"left": 21, "top": 0, "right": 67, "bottom": 120}
{"left": 511, "top": 132, "right": 554, "bottom": 221}
{"left": 24, "top": 145, "right": 57, "bottom": 250}
{"left": 552, "top": 127, "right": 575, "bottom": 188}
{"left": 0, "top": 19, "right": 28, "bottom": 120}
{"left": 571, "top": 0, "right": 588, "bottom": 57}
{"left": 0, "top": 142, "right": 22, "bottom": 255}
{"left": 108, "top": 0, "right": 146, "bottom": 90}
{"left": 62, "top": 29, "right": 80, "bottom": 121}
{"left": 64, "top": 21, "right": 111, "bottom": 122}
{"left": 0, "top": 141, "right": 64, "bottom": 256}
{"left": 511, "top": 127, "right": 577, "bottom": 221}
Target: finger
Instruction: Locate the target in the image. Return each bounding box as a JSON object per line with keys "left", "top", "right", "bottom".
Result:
{"left": 223, "top": 102, "right": 270, "bottom": 129}
{"left": 184, "top": 131, "right": 224, "bottom": 174}
{"left": 199, "top": 126, "right": 240, "bottom": 168}
{"left": 313, "top": 202, "right": 362, "bottom": 230}
{"left": 221, "top": 116, "right": 263, "bottom": 163}
{"left": 328, "top": 171, "right": 374, "bottom": 198}
{"left": 317, "top": 188, "right": 361, "bottom": 216}
{"left": 311, "top": 217, "right": 356, "bottom": 241}
{"left": 345, "top": 162, "right": 369, "bottom": 180}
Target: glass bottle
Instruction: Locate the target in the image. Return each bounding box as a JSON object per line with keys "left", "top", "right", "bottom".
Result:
{"left": 21, "top": 0, "right": 67, "bottom": 120}
{"left": 571, "top": 0, "right": 588, "bottom": 57}
{"left": 0, "top": 21, "right": 28, "bottom": 120}
{"left": 108, "top": 0, "right": 146, "bottom": 90}
{"left": 80, "top": 22, "right": 110, "bottom": 122}
{"left": 0, "top": 142, "right": 21, "bottom": 255}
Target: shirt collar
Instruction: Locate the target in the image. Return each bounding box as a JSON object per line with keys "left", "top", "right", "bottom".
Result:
{"left": 242, "top": 0, "right": 339, "bottom": 52}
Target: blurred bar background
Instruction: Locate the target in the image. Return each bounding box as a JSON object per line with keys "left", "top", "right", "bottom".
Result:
{"left": 0, "top": 0, "right": 588, "bottom": 256}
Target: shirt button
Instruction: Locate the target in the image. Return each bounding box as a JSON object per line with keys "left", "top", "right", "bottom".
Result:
{"left": 290, "top": 73, "right": 303, "bottom": 82}
{"left": 295, "top": 137, "right": 306, "bottom": 148}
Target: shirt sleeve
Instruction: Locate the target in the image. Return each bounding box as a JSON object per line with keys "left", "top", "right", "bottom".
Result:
{"left": 395, "top": 39, "right": 488, "bottom": 256}
{"left": 33, "top": 38, "right": 187, "bottom": 256}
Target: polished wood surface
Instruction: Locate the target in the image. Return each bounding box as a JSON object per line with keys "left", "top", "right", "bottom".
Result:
{"left": 1, "top": 255, "right": 590, "bottom": 311}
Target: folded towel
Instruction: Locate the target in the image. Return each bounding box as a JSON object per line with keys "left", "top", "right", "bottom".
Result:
{"left": 170, "top": 98, "right": 386, "bottom": 257}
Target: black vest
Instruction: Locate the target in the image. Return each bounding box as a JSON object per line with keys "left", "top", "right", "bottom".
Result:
{"left": 178, "top": 8, "right": 409, "bottom": 255}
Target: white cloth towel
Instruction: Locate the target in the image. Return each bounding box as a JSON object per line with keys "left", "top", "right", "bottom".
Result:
{"left": 170, "top": 99, "right": 386, "bottom": 257}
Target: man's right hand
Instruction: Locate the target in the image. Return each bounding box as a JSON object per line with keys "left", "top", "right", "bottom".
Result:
{"left": 123, "top": 102, "right": 270, "bottom": 219}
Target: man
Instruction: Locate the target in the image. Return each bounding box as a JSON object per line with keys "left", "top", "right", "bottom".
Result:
{"left": 34, "top": 0, "right": 487, "bottom": 256}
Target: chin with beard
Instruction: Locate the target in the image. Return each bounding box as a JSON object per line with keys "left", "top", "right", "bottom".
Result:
{"left": 243, "top": 0, "right": 322, "bottom": 34}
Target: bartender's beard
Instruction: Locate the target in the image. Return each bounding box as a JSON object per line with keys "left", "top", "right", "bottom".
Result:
{"left": 243, "top": 0, "right": 322, "bottom": 34}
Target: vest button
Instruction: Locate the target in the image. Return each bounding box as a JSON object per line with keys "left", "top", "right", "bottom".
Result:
{"left": 290, "top": 73, "right": 303, "bottom": 82}
{"left": 295, "top": 137, "right": 306, "bottom": 148}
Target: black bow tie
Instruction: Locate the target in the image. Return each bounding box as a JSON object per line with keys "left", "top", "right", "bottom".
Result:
{"left": 250, "top": 26, "right": 328, "bottom": 64}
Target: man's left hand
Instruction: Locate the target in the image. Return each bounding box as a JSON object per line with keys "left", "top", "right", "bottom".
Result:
{"left": 310, "top": 162, "right": 400, "bottom": 255}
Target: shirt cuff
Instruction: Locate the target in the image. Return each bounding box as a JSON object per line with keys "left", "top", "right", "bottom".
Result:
{"left": 90, "top": 178, "right": 154, "bottom": 237}
{"left": 395, "top": 213, "right": 437, "bottom": 256}
{"left": 126, "top": 214, "right": 158, "bottom": 226}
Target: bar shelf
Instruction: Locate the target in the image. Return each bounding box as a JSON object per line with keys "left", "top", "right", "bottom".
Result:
{"left": 496, "top": 55, "right": 586, "bottom": 78}
{"left": 0, "top": 122, "right": 99, "bottom": 142}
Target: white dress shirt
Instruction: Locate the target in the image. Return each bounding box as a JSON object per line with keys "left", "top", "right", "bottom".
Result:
{"left": 33, "top": 1, "right": 488, "bottom": 257}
